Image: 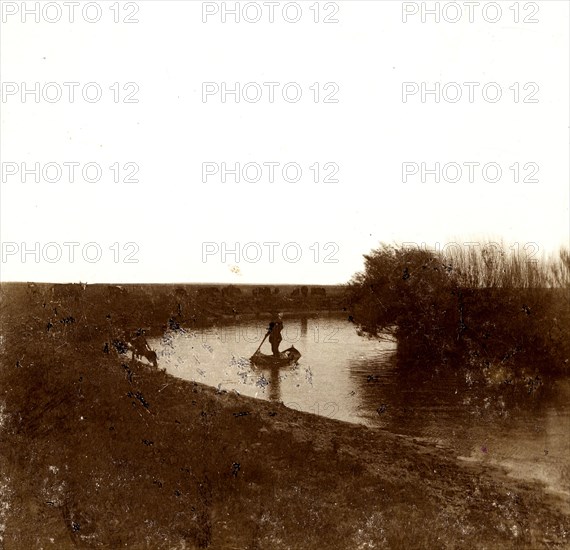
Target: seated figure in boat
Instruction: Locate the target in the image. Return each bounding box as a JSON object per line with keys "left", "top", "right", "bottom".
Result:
{"left": 268, "top": 313, "right": 283, "bottom": 357}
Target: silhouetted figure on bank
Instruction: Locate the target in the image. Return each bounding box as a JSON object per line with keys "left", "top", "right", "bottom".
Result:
{"left": 268, "top": 313, "right": 283, "bottom": 357}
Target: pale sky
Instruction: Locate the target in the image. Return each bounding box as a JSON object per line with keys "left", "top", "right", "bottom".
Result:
{"left": 1, "top": 0, "right": 568, "bottom": 284}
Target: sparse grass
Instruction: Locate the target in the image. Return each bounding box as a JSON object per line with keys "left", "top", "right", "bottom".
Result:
{"left": 441, "top": 241, "right": 570, "bottom": 289}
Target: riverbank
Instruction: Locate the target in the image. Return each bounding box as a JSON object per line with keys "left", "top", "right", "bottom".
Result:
{"left": 17, "top": 282, "right": 348, "bottom": 334}
{"left": 1, "top": 282, "right": 569, "bottom": 548}
{"left": 1, "top": 337, "right": 569, "bottom": 548}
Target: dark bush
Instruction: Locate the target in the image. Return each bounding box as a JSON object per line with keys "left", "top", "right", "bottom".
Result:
{"left": 349, "top": 243, "right": 570, "bottom": 375}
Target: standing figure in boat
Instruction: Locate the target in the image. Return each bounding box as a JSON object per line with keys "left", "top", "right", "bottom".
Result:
{"left": 268, "top": 313, "right": 284, "bottom": 357}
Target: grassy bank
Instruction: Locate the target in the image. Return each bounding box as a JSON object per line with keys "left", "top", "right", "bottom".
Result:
{"left": 1, "top": 284, "right": 569, "bottom": 548}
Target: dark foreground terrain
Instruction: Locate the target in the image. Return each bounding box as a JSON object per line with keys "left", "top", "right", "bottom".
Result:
{"left": 0, "top": 284, "right": 569, "bottom": 548}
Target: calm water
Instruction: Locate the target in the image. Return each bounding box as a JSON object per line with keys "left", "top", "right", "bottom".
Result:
{"left": 150, "top": 314, "right": 570, "bottom": 500}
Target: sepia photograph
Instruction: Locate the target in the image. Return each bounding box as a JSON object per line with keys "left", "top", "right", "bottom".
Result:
{"left": 1, "top": 1, "right": 569, "bottom": 548}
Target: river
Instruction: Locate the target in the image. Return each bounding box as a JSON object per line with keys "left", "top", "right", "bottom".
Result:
{"left": 149, "top": 313, "right": 570, "bottom": 500}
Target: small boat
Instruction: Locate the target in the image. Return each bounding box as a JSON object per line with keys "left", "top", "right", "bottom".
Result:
{"left": 250, "top": 346, "right": 301, "bottom": 367}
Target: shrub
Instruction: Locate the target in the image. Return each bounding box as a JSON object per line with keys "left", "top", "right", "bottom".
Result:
{"left": 349, "top": 243, "right": 570, "bottom": 375}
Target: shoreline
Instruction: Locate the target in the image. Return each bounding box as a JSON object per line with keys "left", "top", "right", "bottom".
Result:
{"left": 2, "top": 343, "right": 569, "bottom": 548}
{"left": 1, "top": 284, "right": 568, "bottom": 548}
{"left": 176, "top": 369, "right": 570, "bottom": 514}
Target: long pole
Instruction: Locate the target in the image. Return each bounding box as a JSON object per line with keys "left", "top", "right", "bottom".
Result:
{"left": 252, "top": 330, "right": 270, "bottom": 356}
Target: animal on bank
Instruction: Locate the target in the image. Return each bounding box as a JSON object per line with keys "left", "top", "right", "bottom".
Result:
{"left": 129, "top": 332, "right": 158, "bottom": 368}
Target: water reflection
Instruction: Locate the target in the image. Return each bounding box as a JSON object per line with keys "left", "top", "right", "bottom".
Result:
{"left": 250, "top": 363, "right": 284, "bottom": 403}
{"left": 300, "top": 316, "right": 308, "bottom": 338}
{"left": 349, "top": 351, "right": 469, "bottom": 438}
{"left": 348, "top": 349, "right": 570, "bottom": 498}
{"left": 268, "top": 366, "right": 280, "bottom": 402}
{"left": 150, "top": 314, "right": 569, "bottom": 498}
